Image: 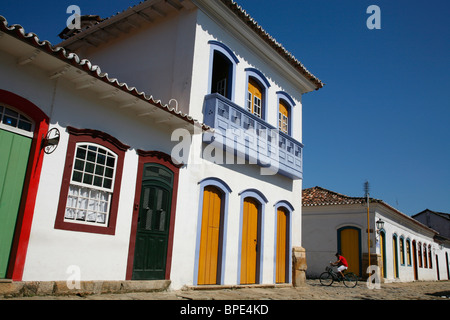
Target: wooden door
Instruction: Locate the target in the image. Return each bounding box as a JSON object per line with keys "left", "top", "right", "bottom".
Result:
{"left": 276, "top": 207, "right": 289, "bottom": 283}
{"left": 380, "top": 231, "right": 386, "bottom": 278}
{"left": 0, "top": 129, "right": 31, "bottom": 278}
{"left": 412, "top": 241, "right": 418, "bottom": 280}
{"left": 393, "top": 236, "right": 399, "bottom": 278}
{"left": 338, "top": 227, "right": 361, "bottom": 276}
{"left": 197, "top": 186, "right": 223, "bottom": 285}
{"left": 132, "top": 164, "right": 173, "bottom": 280}
{"left": 240, "top": 198, "right": 259, "bottom": 284}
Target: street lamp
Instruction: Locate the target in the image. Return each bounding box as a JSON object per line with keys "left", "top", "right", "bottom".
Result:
{"left": 376, "top": 219, "right": 385, "bottom": 233}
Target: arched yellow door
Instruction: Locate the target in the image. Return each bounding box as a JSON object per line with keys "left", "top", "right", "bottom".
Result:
{"left": 197, "top": 186, "right": 222, "bottom": 285}
{"left": 276, "top": 208, "right": 288, "bottom": 283}
{"left": 339, "top": 227, "right": 360, "bottom": 276}
{"left": 241, "top": 198, "right": 259, "bottom": 284}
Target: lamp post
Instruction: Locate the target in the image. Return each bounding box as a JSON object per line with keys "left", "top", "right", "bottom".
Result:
{"left": 364, "top": 181, "right": 371, "bottom": 270}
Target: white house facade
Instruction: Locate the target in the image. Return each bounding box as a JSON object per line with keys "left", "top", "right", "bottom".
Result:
{"left": 302, "top": 187, "right": 450, "bottom": 283}
{"left": 0, "top": 0, "right": 322, "bottom": 290}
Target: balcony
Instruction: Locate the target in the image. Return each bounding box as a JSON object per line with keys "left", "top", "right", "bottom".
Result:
{"left": 202, "top": 93, "right": 303, "bottom": 179}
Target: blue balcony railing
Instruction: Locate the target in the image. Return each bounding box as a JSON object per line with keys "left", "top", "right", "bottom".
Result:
{"left": 202, "top": 93, "right": 303, "bottom": 179}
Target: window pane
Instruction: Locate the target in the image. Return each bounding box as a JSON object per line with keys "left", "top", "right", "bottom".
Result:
{"left": 95, "top": 164, "right": 105, "bottom": 175}
{"left": 103, "top": 178, "right": 112, "bottom": 189}
{"left": 83, "top": 173, "right": 93, "bottom": 184}
{"left": 74, "top": 159, "right": 84, "bottom": 171}
{"left": 87, "top": 151, "right": 96, "bottom": 162}
{"left": 64, "top": 183, "right": 111, "bottom": 226}
{"left": 94, "top": 176, "right": 103, "bottom": 187}
{"left": 18, "top": 120, "right": 32, "bottom": 131}
{"left": 97, "top": 153, "right": 106, "bottom": 165}
{"left": 76, "top": 147, "right": 87, "bottom": 159}
{"left": 106, "top": 156, "right": 115, "bottom": 168}
{"left": 72, "top": 170, "right": 83, "bottom": 182}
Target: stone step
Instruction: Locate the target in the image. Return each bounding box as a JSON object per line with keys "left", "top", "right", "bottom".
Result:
{"left": 0, "top": 279, "right": 171, "bottom": 298}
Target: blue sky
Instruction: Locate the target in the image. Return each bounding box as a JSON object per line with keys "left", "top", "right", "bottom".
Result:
{"left": 1, "top": 1, "right": 449, "bottom": 215}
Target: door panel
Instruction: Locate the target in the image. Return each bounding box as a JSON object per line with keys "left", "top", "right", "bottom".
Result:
{"left": 339, "top": 227, "right": 360, "bottom": 276}
{"left": 198, "top": 186, "right": 222, "bottom": 285}
{"left": 132, "top": 164, "right": 173, "bottom": 280}
{"left": 276, "top": 208, "right": 288, "bottom": 283}
{"left": 0, "top": 129, "right": 31, "bottom": 278}
{"left": 240, "top": 198, "right": 259, "bottom": 284}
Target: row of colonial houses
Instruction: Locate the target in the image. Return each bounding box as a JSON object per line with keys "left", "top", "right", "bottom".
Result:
{"left": 303, "top": 186, "right": 450, "bottom": 282}
{"left": 0, "top": 0, "right": 322, "bottom": 290}
{"left": 1, "top": 0, "right": 447, "bottom": 294}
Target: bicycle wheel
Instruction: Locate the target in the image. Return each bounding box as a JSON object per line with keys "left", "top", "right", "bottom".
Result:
{"left": 343, "top": 273, "right": 358, "bottom": 288}
{"left": 319, "top": 272, "right": 334, "bottom": 286}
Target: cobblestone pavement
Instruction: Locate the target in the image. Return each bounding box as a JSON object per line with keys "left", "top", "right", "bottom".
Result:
{"left": 3, "top": 279, "right": 450, "bottom": 300}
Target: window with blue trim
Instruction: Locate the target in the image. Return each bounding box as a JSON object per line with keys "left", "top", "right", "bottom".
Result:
{"left": 208, "top": 41, "right": 239, "bottom": 101}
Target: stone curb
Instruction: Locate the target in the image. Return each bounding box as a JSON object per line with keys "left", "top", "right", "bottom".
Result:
{"left": 0, "top": 279, "right": 170, "bottom": 298}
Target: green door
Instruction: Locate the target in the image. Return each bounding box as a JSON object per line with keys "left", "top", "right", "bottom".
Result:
{"left": 132, "top": 164, "right": 173, "bottom": 280}
{"left": 0, "top": 129, "right": 32, "bottom": 278}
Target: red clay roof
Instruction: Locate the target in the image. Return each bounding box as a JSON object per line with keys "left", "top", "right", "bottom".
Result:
{"left": 302, "top": 186, "right": 376, "bottom": 206}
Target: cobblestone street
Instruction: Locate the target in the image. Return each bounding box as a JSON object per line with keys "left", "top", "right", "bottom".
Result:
{"left": 3, "top": 279, "right": 450, "bottom": 300}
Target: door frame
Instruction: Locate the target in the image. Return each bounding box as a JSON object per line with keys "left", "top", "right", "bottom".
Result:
{"left": 0, "top": 90, "right": 48, "bottom": 280}
{"left": 237, "top": 189, "right": 268, "bottom": 284}
{"left": 126, "top": 150, "right": 181, "bottom": 280}
{"left": 273, "top": 200, "right": 293, "bottom": 284}
{"left": 193, "top": 177, "right": 232, "bottom": 286}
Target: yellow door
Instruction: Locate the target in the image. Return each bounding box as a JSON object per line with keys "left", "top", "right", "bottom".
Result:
{"left": 247, "top": 78, "right": 262, "bottom": 118}
{"left": 393, "top": 236, "right": 399, "bottom": 278}
{"left": 278, "top": 100, "right": 289, "bottom": 134}
{"left": 339, "top": 228, "right": 360, "bottom": 276}
{"left": 197, "top": 186, "right": 222, "bottom": 285}
{"left": 380, "top": 232, "right": 386, "bottom": 277}
{"left": 241, "top": 198, "right": 259, "bottom": 284}
{"left": 276, "top": 208, "right": 288, "bottom": 283}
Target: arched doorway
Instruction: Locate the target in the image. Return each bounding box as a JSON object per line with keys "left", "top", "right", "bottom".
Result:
{"left": 379, "top": 230, "right": 387, "bottom": 278}
{"left": 0, "top": 90, "right": 48, "bottom": 280}
{"left": 275, "top": 207, "right": 289, "bottom": 283}
{"left": 338, "top": 227, "right": 361, "bottom": 276}
{"left": 197, "top": 186, "right": 224, "bottom": 285}
{"left": 240, "top": 197, "right": 261, "bottom": 284}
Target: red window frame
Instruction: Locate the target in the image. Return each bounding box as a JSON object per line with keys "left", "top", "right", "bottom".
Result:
{"left": 54, "top": 127, "right": 129, "bottom": 235}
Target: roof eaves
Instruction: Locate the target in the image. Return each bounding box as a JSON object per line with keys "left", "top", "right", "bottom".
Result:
{"left": 0, "top": 15, "right": 209, "bottom": 131}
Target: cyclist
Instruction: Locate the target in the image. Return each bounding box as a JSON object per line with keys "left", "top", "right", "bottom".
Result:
{"left": 331, "top": 253, "right": 348, "bottom": 279}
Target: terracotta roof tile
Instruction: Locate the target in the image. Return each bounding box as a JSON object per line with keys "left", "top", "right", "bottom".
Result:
{"left": 302, "top": 186, "right": 373, "bottom": 206}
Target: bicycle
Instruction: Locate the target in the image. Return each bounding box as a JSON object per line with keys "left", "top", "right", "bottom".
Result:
{"left": 319, "top": 264, "right": 358, "bottom": 288}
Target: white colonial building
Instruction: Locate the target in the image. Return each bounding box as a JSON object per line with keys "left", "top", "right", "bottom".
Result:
{"left": 0, "top": 0, "right": 322, "bottom": 290}
{"left": 302, "top": 186, "right": 450, "bottom": 282}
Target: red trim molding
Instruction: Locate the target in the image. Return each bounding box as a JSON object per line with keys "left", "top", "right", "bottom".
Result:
{"left": 54, "top": 127, "right": 129, "bottom": 235}
{"left": 0, "top": 89, "right": 49, "bottom": 281}
{"left": 126, "top": 150, "right": 180, "bottom": 280}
